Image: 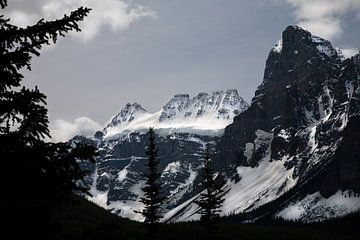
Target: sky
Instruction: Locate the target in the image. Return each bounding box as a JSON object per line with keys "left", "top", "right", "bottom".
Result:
{"left": 4, "top": 0, "right": 360, "bottom": 141}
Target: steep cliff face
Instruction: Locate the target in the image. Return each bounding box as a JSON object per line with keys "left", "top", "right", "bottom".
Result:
{"left": 316, "top": 55, "right": 360, "bottom": 196}
{"left": 215, "top": 26, "right": 343, "bottom": 169}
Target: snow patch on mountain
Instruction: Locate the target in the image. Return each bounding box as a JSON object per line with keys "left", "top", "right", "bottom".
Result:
{"left": 311, "top": 35, "right": 338, "bottom": 59}
{"left": 87, "top": 166, "right": 109, "bottom": 209}
{"left": 221, "top": 156, "right": 297, "bottom": 215}
{"left": 163, "top": 156, "right": 298, "bottom": 222}
{"left": 277, "top": 190, "right": 360, "bottom": 222}
{"left": 273, "top": 39, "right": 283, "bottom": 53}
{"left": 163, "top": 161, "right": 181, "bottom": 174}
{"left": 87, "top": 177, "right": 147, "bottom": 221}
{"left": 161, "top": 193, "right": 202, "bottom": 222}
{"left": 168, "top": 164, "right": 198, "bottom": 198}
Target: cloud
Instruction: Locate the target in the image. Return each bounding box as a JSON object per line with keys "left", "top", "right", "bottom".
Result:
{"left": 275, "top": 0, "right": 360, "bottom": 40}
{"left": 50, "top": 117, "right": 102, "bottom": 142}
{"left": 340, "top": 48, "right": 360, "bottom": 59}
{"left": 7, "top": 0, "right": 156, "bottom": 42}
{"left": 8, "top": 10, "right": 39, "bottom": 27}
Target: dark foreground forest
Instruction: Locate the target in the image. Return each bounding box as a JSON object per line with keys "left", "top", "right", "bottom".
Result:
{"left": 2, "top": 193, "right": 359, "bottom": 240}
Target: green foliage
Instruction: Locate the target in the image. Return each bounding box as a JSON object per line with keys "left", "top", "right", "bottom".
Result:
{"left": 138, "top": 127, "right": 164, "bottom": 225}
{"left": 0, "top": 1, "right": 95, "bottom": 200}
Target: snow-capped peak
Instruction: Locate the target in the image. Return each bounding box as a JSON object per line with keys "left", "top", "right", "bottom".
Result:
{"left": 103, "top": 90, "right": 249, "bottom": 139}
{"left": 159, "top": 94, "right": 191, "bottom": 121}
{"left": 159, "top": 89, "right": 249, "bottom": 121}
{"left": 106, "top": 102, "right": 147, "bottom": 129}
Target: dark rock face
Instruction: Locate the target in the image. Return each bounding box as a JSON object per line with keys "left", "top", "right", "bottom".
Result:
{"left": 75, "top": 131, "right": 218, "bottom": 219}
{"left": 316, "top": 56, "right": 360, "bottom": 196}
{"left": 215, "top": 26, "right": 360, "bottom": 199}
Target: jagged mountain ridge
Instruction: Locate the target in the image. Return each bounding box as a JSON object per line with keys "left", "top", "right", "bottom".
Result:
{"left": 75, "top": 25, "right": 360, "bottom": 223}
{"left": 104, "top": 89, "right": 249, "bottom": 139}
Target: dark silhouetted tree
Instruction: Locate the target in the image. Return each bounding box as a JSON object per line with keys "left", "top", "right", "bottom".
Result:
{"left": 195, "top": 144, "right": 225, "bottom": 239}
{"left": 0, "top": 0, "right": 96, "bottom": 202}
{"left": 139, "top": 127, "right": 164, "bottom": 239}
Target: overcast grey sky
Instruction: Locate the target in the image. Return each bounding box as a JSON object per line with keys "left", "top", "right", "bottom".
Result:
{"left": 4, "top": 0, "right": 360, "bottom": 140}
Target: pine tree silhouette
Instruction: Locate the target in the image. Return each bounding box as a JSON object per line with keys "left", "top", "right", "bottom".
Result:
{"left": 139, "top": 127, "right": 164, "bottom": 239}
{"left": 195, "top": 144, "right": 225, "bottom": 239}
{"left": 0, "top": 0, "right": 96, "bottom": 203}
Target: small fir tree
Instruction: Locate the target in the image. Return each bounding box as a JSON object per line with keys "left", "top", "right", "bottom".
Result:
{"left": 139, "top": 128, "right": 164, "bottom": 224}
{"left": 195, "top": 144, "right": 225, "bottom": 228}
{"left": 137, "top": 128, "right": 164, "bottom": 240}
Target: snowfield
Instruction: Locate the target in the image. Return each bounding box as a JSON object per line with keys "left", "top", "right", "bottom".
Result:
{"left": 277, "top": 190, "right": 360, "bottom": 222}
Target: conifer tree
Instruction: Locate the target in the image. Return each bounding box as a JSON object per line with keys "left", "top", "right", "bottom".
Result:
{"left": 0, "top": 0, "right": 96, "bottom": 201}
{"left": 139, "top": 127, "right": 164, "bottom": 239}
{"left": 195, "top": 144, "right": 225, "bottom": 224}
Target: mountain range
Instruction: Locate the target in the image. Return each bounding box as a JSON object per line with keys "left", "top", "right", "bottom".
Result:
{"left": 73, "top": 25, "right": 360, "bottom": 223}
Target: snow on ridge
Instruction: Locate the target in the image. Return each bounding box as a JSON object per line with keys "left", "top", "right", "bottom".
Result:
{"left": 159, "top": 89, "right": 248, "bottom": 122}
{"left": 311, "top": 35, "right": 337, "bottom": 58}
{"left": 103, "top": 89, "right": 249, "bottom": 139}
{"left": 277, "top": 190, "right": 360, "bottom": 222}
{"left": 103, "top": 110, "right": 228, "bottom": 140}
{"left": 105, "top": 102, "right": 148, "bottom": 129}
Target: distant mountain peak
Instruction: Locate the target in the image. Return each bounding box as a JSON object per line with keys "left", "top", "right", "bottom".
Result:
{"left": 106, "top": 102, "right": 147, "bottom": 129}
{"left": 159, "top": 94, "right": 191, "bottom": 121}
{"left": 103, "top": 90, "right": 249, "bottom": 139}
{"left": 272, "top": 25, "right": 340, "bottom": 61}
{"left": 159, "top": 89, "right": 249, "bottom": 121}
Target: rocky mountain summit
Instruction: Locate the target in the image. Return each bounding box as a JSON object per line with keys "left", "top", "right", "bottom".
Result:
{"left": 159, "top": 89, "right": 248, "bottom": 121}
{"left": 103, "top": 89, "right": 248, "bottom": 139}
{"left": 106, "top": 103, "right": 147, "bottom": 129}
